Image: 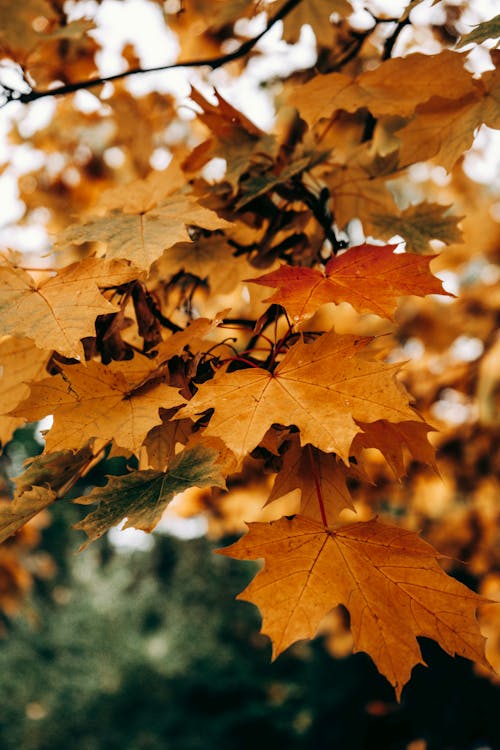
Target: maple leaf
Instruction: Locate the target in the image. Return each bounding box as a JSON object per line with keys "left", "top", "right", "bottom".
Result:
{"left": 219, "top": 515, "right": 490, "bottom": 698}
{"left": 352, "top": 420, "right": 437, "bottom": 480}
{"left": 179, "top": 331, "right": 417, "bottom": 463}
{"left": 0, "top": 486, "right": 56, "bottom": 544}
{"left": 278, "top": 0, "right": 352, "bottom": 48}
{"left": 184, "top": 88, "right": 273, "bottom": 189}
{"left": 0, "top": 336, "right": 49, "bottom": 446}
{"left": 248, "top": 244, "right": 447, "bottom": 322}
{"left": 266, "top": 435, "right": 354, "bottom": 525}
{"left": 14, "top": 445, "right": 95, "bottom": 496}
{"left": 57, "top": 190, "right": 230, "bottom": 270}
{"left": 290, "top": 51, "right": 476, "bottom": 125}
{"left": 371, "top": 203, "right": 463, "bottom": 253}
{"left": 143, "top": 407, "right": 193, "bottom": 471}
{"left": 0, "top": 258, "right": 141, "bottom": 359}
{"left": 0, "top": 0, "right": 94, "bottom": 69}
{"left": 324, "top": 158, "right": 401, "bottom": 231}
{"left": 396, "top": 66, "right": 500, "bottom": 172}
{"left": 74, "top": 444, "right": 226, "bottom": 545}
{"left": 12, "top": 358, "right": 184, "bottom": 455}
{"left": 234, "top": 151, "right": 329, "bottom": 210}
{"left": 151, "top": 234, "right": 254, "bottom": 295}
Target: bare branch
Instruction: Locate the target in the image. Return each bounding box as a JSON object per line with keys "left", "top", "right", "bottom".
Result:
{"left": 1, "top": 0, "right": 302, "bottom": 108}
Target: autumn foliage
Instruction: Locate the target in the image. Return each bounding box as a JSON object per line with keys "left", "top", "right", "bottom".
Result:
{"left": 0, "top": 0, "right": 499, "bottom": 699}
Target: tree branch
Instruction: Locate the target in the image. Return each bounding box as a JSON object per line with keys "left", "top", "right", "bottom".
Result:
{"left": 1, "top": 0, "right": 303, "bottom": 108}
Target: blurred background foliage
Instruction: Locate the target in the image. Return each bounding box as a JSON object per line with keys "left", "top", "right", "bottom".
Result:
{"left": 0, "top": 429, "right": 498, "bottom": 750}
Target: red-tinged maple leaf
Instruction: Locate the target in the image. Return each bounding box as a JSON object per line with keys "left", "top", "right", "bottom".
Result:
{"left": 178, "top": 330, "right": 417, "bottom": 463}
{"left": 247, "top": 244, "right": 448, "bottom": 322}
{"left": 218, "top": 515, "right": 491, "bottom": 699}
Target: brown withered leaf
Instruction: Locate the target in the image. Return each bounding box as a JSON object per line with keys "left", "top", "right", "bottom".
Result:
{"left": 219, "top": 515, "right": 490, "bottom": 699}
{"left": 0, "top": 258, "right": 141, "bottom": 359}
{"left": 178, "top": 331, "right": 417, "bottom": 463}
{"left": 248, "top": 244, "right": 447, "bottom": 322}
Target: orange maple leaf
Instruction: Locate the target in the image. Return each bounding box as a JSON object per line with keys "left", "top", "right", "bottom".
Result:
{"left": 266, "top": 435, "right": 354, "bottom": 525}
{"left": 352, "top": 420, "right": 437, "bottom": 479}
{"left": 219, "top": 515, "right": 490, "bottom": 699}
{"left": 247, "top": 244, "right": 448, "bottom": 322}
{"left": 289, "top": 50, "right": 477, "bottom": 125}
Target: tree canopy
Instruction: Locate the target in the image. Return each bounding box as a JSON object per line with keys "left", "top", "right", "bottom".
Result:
{"left": 0, "top": 0, "right": 499, "bottom": 700}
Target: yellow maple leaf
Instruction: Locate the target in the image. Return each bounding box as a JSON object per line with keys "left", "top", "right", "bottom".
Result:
{"left": 12, "top": 358, "right": 184, "bottom": 455}
{"left": 151, "top": 234, "right": 255, "bottom": 296}
{"left": 324, "top": 158, "right": 400, "bottom": 231}
{"left": 219, "top": 515, "right": 490, "bottom": 699}
{"left": 0, "top": 258, "right": 141, "bottom": 359}
{"left": 179, "top": 331, "right": 417, "bottom": 463}
{"left": 58, "top": 190, "right": 231, "bottom": 270}
{"left": 279, "top": 0, "right": 352, "bottom": 48}
{"left": 0, "top": 336, "right": 49, "bottom": 446}
{"left": 396, "top": 66, "right": 500, "bottom": 172}
{"left": 352, "top": 420, "right": 437, "bottom": 480}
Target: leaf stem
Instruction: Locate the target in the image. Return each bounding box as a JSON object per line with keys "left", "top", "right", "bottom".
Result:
{"left": 307, "top": 443, "right": 328, "bottom": 528}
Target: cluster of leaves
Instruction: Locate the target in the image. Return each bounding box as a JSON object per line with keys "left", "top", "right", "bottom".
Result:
{"left": 0, "top": 0, "right": 499, "bottom": 698}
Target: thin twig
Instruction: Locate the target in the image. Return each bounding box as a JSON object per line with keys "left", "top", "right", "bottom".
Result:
{"left": 1, "top": 0, "right": 303, "bottom": 108}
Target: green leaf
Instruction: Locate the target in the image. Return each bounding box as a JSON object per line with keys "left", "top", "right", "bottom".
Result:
{"left": 371, "top": 203, "right": 463, "bottom": 253}
{"left": 74, "top": 444, "right": 226, "bottom": 546}
{"left": 15, "top": 446, "right": 94, "bottom": 496}
{"left": 456, "top": 15, "right": 500, "bottom": 48}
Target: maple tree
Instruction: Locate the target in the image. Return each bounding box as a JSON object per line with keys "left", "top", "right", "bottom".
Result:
{"left": 0, "top": 0, "right": 499, "bottom": 701}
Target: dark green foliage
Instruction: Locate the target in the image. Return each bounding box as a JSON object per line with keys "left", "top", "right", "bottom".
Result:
{"left": 0, "top": 524, "right": 499, "bottom": 750}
